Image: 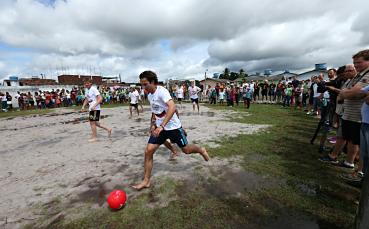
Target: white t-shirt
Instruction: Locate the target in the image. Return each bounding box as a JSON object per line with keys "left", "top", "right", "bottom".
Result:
{"left": 14, "top": 94, "right": 20, "bottom": 100}
{"left": 86, "top": 86, "right": 101, "bottom": 111}
{"left": 219, "top": 91, "right": 225, "bottom": 100}
{"left": 177, "top": 87, "right": 184, "bottom": 99}
{"left": 189, "top": 86, "right": 201, "bottom": 99}
{"left": 148, "top": 86, "right": 181, "bottom": 130}
{"left": 129, "top": 90, "right": 139, "bottom": 104}
{"left": 313, "top": 84, "right": 321, "bottom": 98}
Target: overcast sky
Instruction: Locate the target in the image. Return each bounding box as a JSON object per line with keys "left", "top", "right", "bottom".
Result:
{"left": 0, "top": 0, "right": 368, "bottom": 82}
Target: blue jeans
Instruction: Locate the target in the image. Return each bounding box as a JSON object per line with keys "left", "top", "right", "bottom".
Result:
{"left": 313, "top": 97, "right": 319, "bottom": 112}
{"left": 361, "top": 123, "right": 369, "bottom": 174}
{"left": 283, "top": 95, "right": 291, "bottom": 107}
{"left": 2, "top": 101, "right": 7, "bottom": 110}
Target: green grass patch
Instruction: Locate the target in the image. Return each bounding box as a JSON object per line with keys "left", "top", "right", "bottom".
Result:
{"left": 204, "top": 103, "right": 357, "bottom": 228}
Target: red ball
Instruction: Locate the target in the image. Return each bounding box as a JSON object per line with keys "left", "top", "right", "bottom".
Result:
{"left": 107, "top": 189, "right": 127, "bottom": 210}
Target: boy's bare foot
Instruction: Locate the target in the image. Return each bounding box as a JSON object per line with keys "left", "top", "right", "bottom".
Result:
{"left": 132, "top": 181, "right": 151, "bottom": 191}
{"left": 88, "top": 138, "right": 98, "bottom": 143}
{"left": 200, "top": 147, "right": 210, "bottom": 161}
{"left": 169, "top": 151, "right": 179, "bottom": 160}
{"left": 108, "top": 128, "right": 112, "bottom": 137}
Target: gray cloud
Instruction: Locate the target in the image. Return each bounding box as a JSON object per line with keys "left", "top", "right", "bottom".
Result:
{"left": 0, "top": 0, "right": 368, "bottom": 81}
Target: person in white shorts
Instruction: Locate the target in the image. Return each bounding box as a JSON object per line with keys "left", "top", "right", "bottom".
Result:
{"left": 188, "top": 81, "right": 201, "bottom": 113}
{"left": 81, "top": 80, "right": 112, "bottom": 142}
{"left": 128, "top": 87, "right": 140, "bottom": 118}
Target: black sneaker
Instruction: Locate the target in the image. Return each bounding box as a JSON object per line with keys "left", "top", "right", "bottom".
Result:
{"left": 318, "top": 147, "right": 332, "bottom": 153}
{"left": 319, "top": 155, "right": 338, "bottom": 164}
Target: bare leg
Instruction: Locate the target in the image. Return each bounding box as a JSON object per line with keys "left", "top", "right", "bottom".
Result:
{"left": 181, "top": 144, "right": 209, "bottom": 161}
{"left": 329, "top": 137, "right": 346, "bottom": 158}
{"left": 132, "top": 143, "right": 160, "bottom": 190}
{"left": 136, "top": 107, "right": 140, "bottom": 116}
{"left": 96, "top": 122, "right": 112, "bottom": 137}
{"left": 346, "top": 142, "right": 360, "bottom": 164}
{"left": 164, "top": 140, "right": 179, "bottom": 159}
{"left": 196, "top": 103, "right": 200, "bottom": 113}
{"left": 129, "top": 106, "right": 133, "bottom": 118}
{"left": 89, "top": 121, "right": 98, "bottom": 142}
{"left": 358, "top": 160, "right": 364, "bottom": 173}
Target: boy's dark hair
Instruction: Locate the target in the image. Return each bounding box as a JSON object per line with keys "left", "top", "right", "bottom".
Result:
{"left": 328, "top": 68, "right": 337, "bottom": 73}
{"left": 336, "top": 65, "right": 346, "bottom": 75}
{"left": 353, "top": 49, "right": 369, "bottom": 61}
{"left": 139, "top": 70, "right": 158, "bottom": 84}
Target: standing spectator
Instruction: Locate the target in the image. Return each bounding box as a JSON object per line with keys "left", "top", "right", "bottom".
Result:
{"left": 311, "top": 76, "right": 321, "bottom": 116}
{"left": 276, "top": 81, "right": 283, "bottom": 103}
{"left": 6, "top": 92, "right": 12, "bottom": 111}
{"left": 291, "top": 76, "right": 300, "bottom": 106}
{"left": 294, "top": 84, "right": 303, "bottom": 110}
{"left": 14, "top": 91, "right": 21, "bottom": 110}
{"left": 27, "top": 92, "right": 34, "bottom": 109}
{"left": 269, "top": 81, "right": 276, "bottom": 101}
{"left": 261, "top": 80, "right": 269, "bottom": 102}
{"left": 226, "top": 87, "right": 233, "bottom": 107}
{"left": 320, "top": 65, "right": 356, "bottom": 163}
{"left": 1, "top": 92, "right": 7, "bottom": 111}
{"left": 243, "top": 87, "right": 252, "bottom": 109}
{"left": 283, "top": 84, "right": 293, "bottom": 107}
{"left": 215, "top": 83, "right": 220, "bottom": 98}
{"left": 219, "top": 88, "right": 225, "bottom": 105}
{"left": 235, "top": 87, "right": 240, "bottom": 106}
{"left": 209, "top": 87, "right": 217, "bottom": 105}
{"left": 325, "top": 69, "right": 339, "bottom": 126}
{"left": 35, "top": 92, "right": 41, "bottom": 109}
{"left": 336, "top": 50, "right": 369, "bottom": 169}
{"left": 253, "top": 81, "right": 260, "bottom": 102}
{"left": 302, "top": 80, "right": 310, "bottom": 111}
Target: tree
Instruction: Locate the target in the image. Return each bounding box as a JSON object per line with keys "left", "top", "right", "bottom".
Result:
{"left": 223, "top": 68, "right": 230, "bottom": 79}
{"left": 229, "top": 72, "right": 239, "bottom": 81}
{"left": 239, "top": 69, "right": 245, "bottom": 78}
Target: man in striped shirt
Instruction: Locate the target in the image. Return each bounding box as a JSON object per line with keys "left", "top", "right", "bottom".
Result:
{"left": 338, "top": 50, "right": 369, "bottom": 169}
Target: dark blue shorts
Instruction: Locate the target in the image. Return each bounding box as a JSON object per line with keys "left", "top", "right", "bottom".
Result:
{"left": 89, "top": 110, "right": 100, "bottom": 121}
{"left": 191, "top": 98, "right": 199, "bottom": 104}
{"left": 148, "top": 127, "right": 188, "bottom": 148}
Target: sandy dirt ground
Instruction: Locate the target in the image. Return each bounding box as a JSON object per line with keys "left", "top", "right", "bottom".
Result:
{"left": 0, "top": 104, "right": 268, "bottom": 228}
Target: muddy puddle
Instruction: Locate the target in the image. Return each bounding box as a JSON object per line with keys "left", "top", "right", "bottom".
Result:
{"left": 264, "top": 213, "right": 340, "bottom": 229}
{"left": 77, "top": 183, "right": 108, "bottom": 207}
